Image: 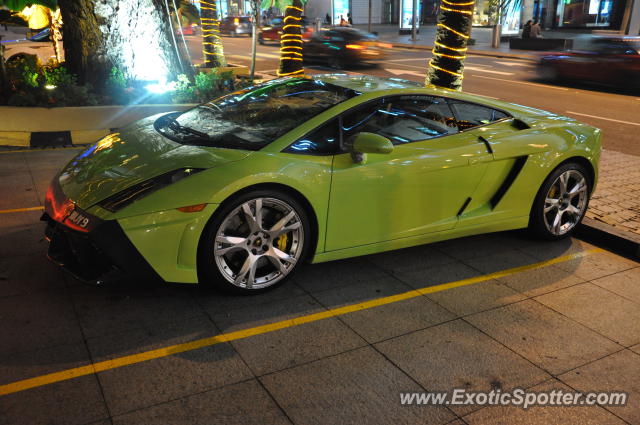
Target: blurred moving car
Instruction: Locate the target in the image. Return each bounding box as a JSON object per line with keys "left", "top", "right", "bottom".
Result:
{"left": 220, "top": 16, "right": 251, "bottom": 36}
{"left": 303, "top": 27, "right": 389, "bottom": 69}
{"left": 538, "top": 36, "right": 640, "bottom": 89}
{"left": 1, "top": 28, "right": 57, "bottom": 63}
{"left": 258, "top": 16, "right": 314, "bottom": 44}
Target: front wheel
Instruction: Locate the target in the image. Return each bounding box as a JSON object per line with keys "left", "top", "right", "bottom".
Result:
{"left": 529, "top": 162, "right": 592, "bottom": 240}
{"left": 199, "top": 191, "right": 311, "bottom": 293}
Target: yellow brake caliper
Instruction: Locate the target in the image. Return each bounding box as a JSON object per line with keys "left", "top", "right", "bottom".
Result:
{"left": 276, "top": 232, "right": 289, "bottom": 251}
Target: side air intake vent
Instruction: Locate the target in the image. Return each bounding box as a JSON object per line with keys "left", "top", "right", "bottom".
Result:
{"left": 511, "top": 118, "right": 531, "bottom": 130}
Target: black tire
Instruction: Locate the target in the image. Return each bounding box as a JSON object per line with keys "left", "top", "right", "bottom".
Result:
{"left": 328, "top": 56, "right": 343, "bottom": 69}
{"left": 198, "top": 189, "right": 313, "bottom": 294}
{"left": 258, "top": 35, "right": 265, "bottom": 45}
{"left": 539, "top": 63, "right": 559, "bottom": 82}
{"left": 528, "top": 162, "right": 592, "bottom": 241}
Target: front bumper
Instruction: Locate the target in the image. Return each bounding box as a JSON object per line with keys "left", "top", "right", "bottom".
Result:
{"left": 42, "top": 176, "right": 161, "bottom": 284}
{"left": 43, "top": 213, "right": 162, "bottom": 285}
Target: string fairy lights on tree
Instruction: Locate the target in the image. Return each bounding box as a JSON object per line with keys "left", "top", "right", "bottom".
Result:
{"left": 262, "top": 0, "right": 306, "bottom": 77}
{"left": 426, "top": 0, "right": 474, "bottom": 91}
{"left": 199, "top": 0, "right": 226, "bottom": 67}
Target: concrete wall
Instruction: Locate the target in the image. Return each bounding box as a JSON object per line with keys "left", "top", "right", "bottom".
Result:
{"left": 305, "top": 0, "right": 332, "bottom": 22}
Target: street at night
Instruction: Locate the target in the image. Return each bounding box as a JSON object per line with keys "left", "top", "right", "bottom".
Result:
{"left": 1, "top": 0, "right": 640, "bottom": 422}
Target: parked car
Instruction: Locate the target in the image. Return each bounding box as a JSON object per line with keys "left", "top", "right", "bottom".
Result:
{"left": 1, "top": 28, "right": 58, "bottom": 63}
{"left": 43, "top": 74, "right": 600, "bottom": 293}
{"left": 538, "top": 36, "right": 640, "bottom": 89}
{"left": 258, "top": 17, "right": 314, "bottom": 44}
{"left": 219, "top": 16, "right": 251, "bottom": 36}
{"left": 303, "top": 27, "right": 389, "bottom": 68}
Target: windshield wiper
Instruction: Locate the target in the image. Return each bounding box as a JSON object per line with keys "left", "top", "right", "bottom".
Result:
{"left": 162, "top": 115, "right": 210, "bottom": 139}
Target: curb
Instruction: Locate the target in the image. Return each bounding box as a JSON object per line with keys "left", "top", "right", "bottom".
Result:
{"left": 0, "top": 104, "right": 197, "bottom": 148}
{"left": 391, "top": 42, "right": 539, "bottom": 61}
{"left": 577, "top": 217, "right": 640, "bottom": 260}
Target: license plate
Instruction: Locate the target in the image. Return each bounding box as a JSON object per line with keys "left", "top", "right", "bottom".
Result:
{"left": 66, "top": 209, "right": 91, "bottom": 229}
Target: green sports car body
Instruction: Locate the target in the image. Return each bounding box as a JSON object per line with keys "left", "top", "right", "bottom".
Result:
{"left": 43, "top": 74, "right": 601, "bottom": 290}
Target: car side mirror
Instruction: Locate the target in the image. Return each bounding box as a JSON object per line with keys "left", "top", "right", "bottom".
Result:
{"left": 349, "top": 132, "right": 394, "bottom": 164}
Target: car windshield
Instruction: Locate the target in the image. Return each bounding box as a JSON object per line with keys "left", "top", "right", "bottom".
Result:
{"left": 155, "top": 78, "right": 359, "bottom": 150}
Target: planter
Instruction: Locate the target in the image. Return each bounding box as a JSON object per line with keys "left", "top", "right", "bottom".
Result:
{"left": 198, "top": 63, "right": 249, "bottom": 77}
{"left": 0, "top": 103, "right": 196, "bottom": 148}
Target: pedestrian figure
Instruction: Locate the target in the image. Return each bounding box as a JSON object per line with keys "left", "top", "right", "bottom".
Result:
{"left": 522, "top": 20, "right": 532, "bottom": 39}
{"left": 530, "top": 20, "right": 542, "bottom": 38}
{"left": 347, "top": 13, "right": 353, "bottom": 25}
{"left": 339, "top": 15, "right": 349, "bottom": 26}
{"left": 325, "top": 13, "right": 331, "bottom": 24}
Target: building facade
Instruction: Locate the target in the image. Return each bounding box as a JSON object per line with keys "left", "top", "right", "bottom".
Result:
{"left": 299, "top": 0, "right": 640, "bottom": 34}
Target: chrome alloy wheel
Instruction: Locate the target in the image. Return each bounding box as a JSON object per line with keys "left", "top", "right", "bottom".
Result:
{"left": 214, "top": 198, "right": 304, "bottom": 289}
{"left": 543, "top": 169, "right": 588, "bottom": 236}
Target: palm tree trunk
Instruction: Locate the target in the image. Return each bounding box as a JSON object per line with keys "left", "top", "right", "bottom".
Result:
{"left": 425, "top": 0, "right": 474, "bottom": 91}
{"left": 59, "top": 0, "right": 184, "bottom": 86}
{"left": 200, "top": 0, "right": 226, "bottom": 67}
{"left": 277, "top": 0, "right": 304, "bottom": 77}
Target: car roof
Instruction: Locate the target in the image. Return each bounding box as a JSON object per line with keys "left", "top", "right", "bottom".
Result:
{"left": 313, "top": 74, "right": 423, "bottom": 92}
{"left": 310, "top": 74, "right": 562, "bottom": 120}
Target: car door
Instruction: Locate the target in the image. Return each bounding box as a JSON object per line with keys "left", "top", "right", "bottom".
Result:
{"left": 325, "top": 95, "right": 494, "bottom": 252}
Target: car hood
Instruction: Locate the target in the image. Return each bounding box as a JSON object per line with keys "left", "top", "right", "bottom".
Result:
{"left": 56, "top": 114, "right": 251, "bottom": 209}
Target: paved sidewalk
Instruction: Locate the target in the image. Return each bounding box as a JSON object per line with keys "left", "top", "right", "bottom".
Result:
{"left": 352, "top": 23, "right": 586, "bottom": 60}
{"left": 587, "top": 150, "right": 640, "bottom": 240}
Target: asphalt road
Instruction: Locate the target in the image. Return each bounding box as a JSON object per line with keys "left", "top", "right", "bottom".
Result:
{"left": 184, "top": 33, "right": 640, "bottom": 157}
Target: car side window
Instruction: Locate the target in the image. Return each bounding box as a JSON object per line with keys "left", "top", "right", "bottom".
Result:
{"left": 284, "top": 120, "right": 340, "bottom": 155}
{"left": 448, "top": 101, "right": 509, "bottom": 131}
{"left": 341, "top": 96, "right": 459, "bottom": 145}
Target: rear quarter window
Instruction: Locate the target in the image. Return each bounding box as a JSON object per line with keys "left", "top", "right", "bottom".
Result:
{"left": 449, "top": 101, "right": 509, "bottom": 130}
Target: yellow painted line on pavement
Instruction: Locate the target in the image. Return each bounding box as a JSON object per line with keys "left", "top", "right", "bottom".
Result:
{"left": 0, "top": 247, "right": 602, "bottom": 397}
{"left": 0, "top": 206, "right": 44, "bottom": 214}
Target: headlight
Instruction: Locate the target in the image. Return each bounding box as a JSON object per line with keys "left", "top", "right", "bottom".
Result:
{"left": 98, "top": 168, "right": 204, "bottom": 212}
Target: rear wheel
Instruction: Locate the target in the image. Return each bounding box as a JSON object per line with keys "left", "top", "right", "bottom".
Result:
{"left": 529, "top": 162, "right": 591, "bottom": 240}
{"left": 199, "top": 190, "right": 311, "bottom": 293}
{"left": 539, "top": 63, "right": 559, "bottom": 81}
{"left": 328, "top": 56, "right": 343, "bottom": 69}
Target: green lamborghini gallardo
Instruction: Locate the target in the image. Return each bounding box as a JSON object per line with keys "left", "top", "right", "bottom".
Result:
{"left": 43, "top": 74, "right": 601, "bottom": 292}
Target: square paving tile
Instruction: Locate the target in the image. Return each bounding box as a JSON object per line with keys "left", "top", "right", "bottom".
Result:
{"left": 0, "top": 291, "right": 84, "bottom": 355}
{"left": 554, "top": 251, "right": 639, "bottom": 281}
{"left": 536, "top": 282, "right": 640, "bottom": 347}
{"left": 261, "top": 346, "right": 455, "bottom": 425}
{"left": 592, "top": 267, "right": 640, "bottom": 304}
{"left": 0, "top": 222, "right": 48, "bottom": 258}
{"left": 432, "top": 233, "right": 526, "bottom": 261}
{"left": 196, "top": 281, "right": 307, "bottom": 316}
{"left": 559, "top": 349, "right": 640, "bottom": 425}
{"left": 463, "top": 379, "right": 628, "bottom": 425}
{"left": 363, "top": 245, "right": 458, "bottom": 273}
{"left": 462, "top": 250, "right": 541, "bottom": 275}
{"left": 291, "top": 257, "right": 393, "bottom": 293}
{"left": 0, "top": 342, "right": 109, "bottom": 425}
{"left": 496, "top": 264, "right": 585, "bottom": 297}
{"left": 0, "top": 253, "right": 68, "bottom": 298}
{"left": 466, "top": 300, "right": 621, "bottom": 375}
{"left": 111, "top": 379, "right": 290, "bottom": 425}
{"left": 213, "top": 294, "right": 367, "bottom": 376}
{"left": 312, "top": 278, "right": 455, "bottom": 343}
{"left": 87, "top": 317, "right": 253, "bottom": 416}
{"left": 375, "top": 320, "right": 550, "bottom": 416}
{"left": 425, "top": 279, "right": 525, "bottom": 317}
{"left": 394, "top": 262, "right": 483, "bottom": 290}
{"left": 71, "top": 286, "right": 208, "bottom": 338}
{"left": 517, "top": 238, "right": 597, "bottom": 262}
